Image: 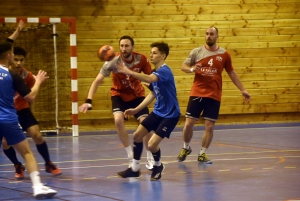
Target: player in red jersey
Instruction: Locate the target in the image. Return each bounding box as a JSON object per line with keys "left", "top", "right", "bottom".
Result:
{"left": 79, "top": 36, "right": 154, "bottom": 169}
{"left": 177, "top": 27, "right": 251, "bottom": 164}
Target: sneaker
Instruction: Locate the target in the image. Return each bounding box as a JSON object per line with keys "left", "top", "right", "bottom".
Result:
{"left": 45, "top": 162, "right": 62, "bottom": 176}
{"left": 150, "top": 163, "right": 165, "bottom": 181}
{"left": 198, "top": 153, "right": 212, "bottom": 164}
{"left": 177, "top": 147, "right": 192, "bottom": 162}
{"left": 117, "top": 168, "right": 140, "bottom": 178}
{"left": 33, "top": 185, "right": 57, "bottom": 199}
{"left": 14, "top": 163, "right": 25, "bottom": 180}
{"left": 145, "top": 157, "right": 154, "bottom": 171}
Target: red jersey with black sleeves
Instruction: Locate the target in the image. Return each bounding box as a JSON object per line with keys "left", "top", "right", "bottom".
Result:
{"left": 183, "top": 46, "right": 234, "bottom": 101}
{"left": 14, "top": 68, "right": 35, "bottom": 111}
{"left": 100, "top": 52, "right": 152, "bottom": 101}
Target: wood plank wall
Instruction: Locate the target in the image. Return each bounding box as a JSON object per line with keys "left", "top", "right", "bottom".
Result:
{"left": 1, "top": 0, "right": 300, "bottom": 132}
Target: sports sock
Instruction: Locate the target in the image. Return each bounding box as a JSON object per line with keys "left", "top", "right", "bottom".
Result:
{"left": 3, "top": 146, "right": 20, "bottom": 165}
{"left": 152, "top": 148, "right": 161, "bottom": 166}
{"left": 183, "top": 142, "right": 190, "bottom": 149}
{"left": 36, "top": 141, "right": 51, "bottom": 164}
{"left": 125, "top": 146, "right": 133, "bottom": 159}
{"left": 133, "top": 142, "right": 143, "bottom": 160}
{"left": 146, "top": 150, "right": 153, "bottom": 159}
{"left": 200, "top": 147, "right": 207, "bottom": 155}
{"left": 131, "top": 159, "right": 140, "bottom": 172}
{"left": 29, "top": 171, "right": 42, "bottom": 188}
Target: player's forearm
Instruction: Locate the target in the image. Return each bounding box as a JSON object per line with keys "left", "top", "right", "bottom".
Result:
{"left": 181, "top": 63, "right": 194, "bottom": 73}
{"left": 129, "top": 71, "right": 153, "bottom": 83}
{"left": 135, "top": 92, "right": 155, "bottom": 111}
{"left": 228, "top": 71, "right": 246, "bottom": 92}
{"left": 24, "top": 83, "right": 42, "bottom": 103}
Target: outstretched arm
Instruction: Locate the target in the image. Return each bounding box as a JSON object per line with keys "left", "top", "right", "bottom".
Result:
{"left": 227, "top": 70, "right": 251, "bottom": 102}
{"left": 8, "top": 20, "right": 25, "bottom": 42}
{"left": 78, "top": 73, "right": 105, "bottom": 113}
{"left": 116, "top": 62, "right": 158, "bottom": 83}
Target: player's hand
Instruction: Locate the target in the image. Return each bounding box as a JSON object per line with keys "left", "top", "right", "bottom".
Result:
{"left": 124, "top": 108, "right": 138, "bottom": 118}
{"left": 34, "top": 70, "right": 49, "bottom": 84}
{"left": 115, "top": 62, "right": 131, "bottom": 75}
{"left": 79, "top": 103, "right": 92, "bottom": 113}
{"left": 17, "top": 20, "right": 25, "bottom": 31}
{"left": 241, "top": 90, "right": 251, "bottom": 102}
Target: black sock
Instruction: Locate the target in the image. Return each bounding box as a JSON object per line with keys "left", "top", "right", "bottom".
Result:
{"left": 133, "top": 142, "right": 143, "bottom": 160}
{"left": 3, "top": 146, "right": 20, "bottom": 165}
{"left": 152, "top": 148, "right": 161, "bottom": 163}
{"left": 36, "top": 141, "right": 51, "bottom": 164}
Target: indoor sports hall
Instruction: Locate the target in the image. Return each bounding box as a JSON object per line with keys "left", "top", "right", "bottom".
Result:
{"left": 1, "top": 0, "right": 299, "bottom": 200}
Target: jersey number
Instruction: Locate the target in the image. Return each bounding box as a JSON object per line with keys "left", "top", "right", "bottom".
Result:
{"left": 208, "top": 58, "right": 213, "bottom": 66}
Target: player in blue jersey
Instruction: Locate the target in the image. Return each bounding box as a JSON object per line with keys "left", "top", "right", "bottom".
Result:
{"left": 115, "top": 42, "right": 180, "bottom": 181}
{"left": 0, "top": 41, "right": 57, "bottom": 199}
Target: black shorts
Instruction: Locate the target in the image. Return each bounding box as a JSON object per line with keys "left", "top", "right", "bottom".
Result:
{"left": 111, "top": 96, "right": 149, "bottom": 120}
{"left": 141, "top": 112, "right": 180, "bottom": 139}
{"left": 185, "top": 97, "right": 220, "bottom": 121}
{"left": 17, "top": 108, "right": 38, "bottom": 131}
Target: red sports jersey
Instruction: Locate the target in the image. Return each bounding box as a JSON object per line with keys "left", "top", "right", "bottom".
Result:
{"left": 184, "top": 46, "right": 234, "bottom": 101}
{"left": 14, "top": 68, "right": 35, "bottom": 111}
{"left": 100, "top": 52, "right": 152, "bottom": 101}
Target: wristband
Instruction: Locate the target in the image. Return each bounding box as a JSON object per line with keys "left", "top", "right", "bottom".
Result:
{"left": 190, "top": 67, "right": 194, "bottom": 72}
{"left": 85, "top": 99, "right": 92, "bottom": 110}
{"left": 85, "top": 99, "right": 92, "bottom": 104}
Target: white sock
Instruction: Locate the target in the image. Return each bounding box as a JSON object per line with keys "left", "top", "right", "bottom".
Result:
{"left": 131, "top": 159, "right": 140, "bottom": 172}
{"left": 29, "top": 171, "right": 42, "bottom": 188}
{"left": 125, "top": 146, "right": 133, "bottom": 159}
{"left": 146, "top": 151, "right": 153, "bottom": 159}
{"left": 154, "top": 161, "right": 161, "bottom": 166}
{"left": 183, "top": 142, "right": 190, "bottom": 149}
{"left": 200, "top": 147, "right": 207, "bottom": 155}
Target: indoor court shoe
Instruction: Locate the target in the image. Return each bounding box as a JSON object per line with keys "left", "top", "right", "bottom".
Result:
{"left": 117, "top": 168, "right": 140, "bottom": 178}
{"left": 45, "top": 162, "right": 62, "bottom": 176}
{"left": 145, "top": 157, "right": 154, "bottom": 171}
{"left": 14, "top": 163, "right": 25, "bottom": 180}
{"left": 177, "top": 147, "right": 192, "bottom": 162}
{"left": 198, "top": 153, "right": 212, "bottom": 164}
{"left": 33, "top": 185, "right": 57, "bottom": 199}
{"left": 150, "top": 163, "right": 165, "bottom": 181}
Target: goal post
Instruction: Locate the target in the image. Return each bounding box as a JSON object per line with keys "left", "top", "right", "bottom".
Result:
{"left": 0, "top": 17, "right": 78, "bottom": 137}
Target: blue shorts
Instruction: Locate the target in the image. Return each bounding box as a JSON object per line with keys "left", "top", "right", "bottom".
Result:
{"left": 0, "top": 123, "right": 26, "bottom": 147}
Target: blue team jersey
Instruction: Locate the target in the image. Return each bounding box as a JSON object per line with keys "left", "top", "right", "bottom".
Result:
{"left": 151, "top": 64, "right": 180, "bottom": 118}
{"left": 0, "top": 65, "right": 31, "bottom": 123}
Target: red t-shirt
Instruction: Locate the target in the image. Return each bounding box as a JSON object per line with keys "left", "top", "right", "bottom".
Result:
{"left": 14, "top": 68, "right": 35, "bottom": 111}
{"left": 184, "top": 46, "right": 234, "bottom": 101}
{"left": 100, "top": 52, "right": 152, "bottom": 101}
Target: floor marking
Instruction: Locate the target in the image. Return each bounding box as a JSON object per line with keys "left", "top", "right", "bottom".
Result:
{"left": 176, "top": 172, "right": 187, "bottom": 174}
{"left": 262, "top": 167, "right": 274, "bottom": 170}
{"left": 284, "top": 167, "right": 296, "bottom": 169}
{"left": 219, "top": 169, "right": 231, "bottom": 172}
{"left": 83, "top": 177, "right": 96, "bottom": 180}
{"left": 59, "top": 178, "right": 73, "bottom": 180}
{"left": 197, "top": 170, "right": 208, "bottom": 172}
{"left": 8, "top": 181, "right": 23, "bottom": 183}
{"left": 241, "top": 168, "right": 253, "bottom": 171}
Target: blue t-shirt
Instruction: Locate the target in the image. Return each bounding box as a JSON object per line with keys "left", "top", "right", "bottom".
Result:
{"left": 151, "top": 64, "right": 180, "bottom": 118}
{"left": 0, "top": 66, "right": 31, "bottom": 123}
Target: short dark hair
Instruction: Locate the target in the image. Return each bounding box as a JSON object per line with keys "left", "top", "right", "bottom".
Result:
{"left": 0, "top": 41, "right": 13, "bottom": 60}
{"left": 150, "top": 42, "right": 169, "bottom": 60}
{"left": 119, "top": 35, "right": 134, "bottom": 46}
{"left": 14, "top": 46, "right": 27, "bottom": 57}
